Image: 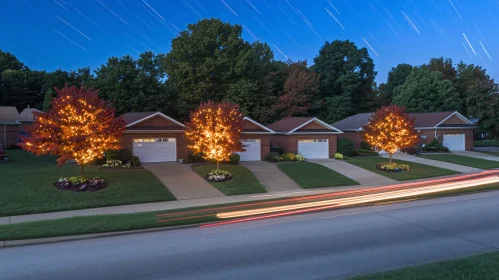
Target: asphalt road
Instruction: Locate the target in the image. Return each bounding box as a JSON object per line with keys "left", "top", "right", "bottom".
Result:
{"left": 2, "top": 191, "right": 499, "bottom": 280}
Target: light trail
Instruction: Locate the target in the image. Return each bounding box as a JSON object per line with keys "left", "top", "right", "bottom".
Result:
{"left": 215, "top": 176, "right": 499, "bottom": 219}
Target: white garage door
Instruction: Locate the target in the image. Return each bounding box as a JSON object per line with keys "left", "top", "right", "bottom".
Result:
{"left": 237, "top": 139, "right": 261, "bottom": 161}
{"left": 443, "top": 134, "right": 465, "bottom": 151}
{"left": 133, "top": 138, "right": 176, "bottom": 163}
{"left": 298, "top": 139, "right": 329, "bottom": 159}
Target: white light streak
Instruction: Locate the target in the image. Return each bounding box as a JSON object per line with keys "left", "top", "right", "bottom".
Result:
{"left": 463, "top": 33, "right": 476, "bottom": 55}
{"left": 97, "top": 0, "right": 128, "bottom": 25}
{"left": 325, "top": 8, "right": 345, "bottom": 30}
{"left": 53, "top": 0, "right": 69, "bottom": 11}
{"left": 221, "top": 0, "right": 238, "bottom": 16}
{"left": 479, "top": 40, "right": 492, "bottom": 60}
{"left": 57, "top": 16, "right": 91, "bottom": 40}
{"left": 125, "top": 43, "right": 140, "bottom": 55}
{"left": 462, "top": 42, "right": 472, "bottom": 58}
{"left": 448, "top": 0, "right": 462, "bottom": 19}
{"left": 53, "top": 29, "right": 87, "bottom": 51}
{"left": 246, "top": 0, "right": 262, "bottom": 15}
{"left": 401, "top": 11, "right": 420, "bottom": 34}
{"left": 243, "top": 24, "right": 259, "bottom": 41}
{"left": 272, "top": 44, "right": 288, "bottom": 60}
{"left": 327, "top": 0, "right": 340, "bottom": 14}
{"left": 362, "top": 37, "right": 379, "bottom": 57}
{"left": 143, "top": 0, "right": 165, "bottom": 21}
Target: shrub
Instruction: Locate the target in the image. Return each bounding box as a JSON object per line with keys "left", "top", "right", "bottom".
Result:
{"left": 102, "top": 159, "right": 123, "bottom": 168}
{"left": 130, "top": 156, "right": 140, "bottom": 166}
{"left": 338, "top": 138, "right": 355, "bottom": 157}
{"left": 186, "top": 151, "right": 204, "bottom": 163}
{"left": 207, "top": 169, "right": 232, "bottom": 182}
{"left": 228, "top": 153, "right": 240, "bottom": 165}
{"left": 282, "top": 153, "right": 296, "bottom": 161}
{"left": 7, "top": 144, "right": 22, "bottom": 150}
{"left": 266, "top": 152, "right": 280, "bottom": 161}
{"left": 295, "top": 153, "right": 305, "bottom": 161}
{"left": 376, "top": 162, "right": 410, "bottom": 172}
{"left": 334, "top": 153, "right": 343, "bottom": 160}
{"left": 360, "top": 141, "right": 371, "bottom": 150}
{"left": 273, "top": 155, "right": 284, "bottom": 162}
{"left": 68, "top": 176, "right": 89, "bottom": 184}
{"left": 401, "top": 147, "right": 418, "bottom": 155}
{"left": 422, "top": 138, "right": 449, "bottom": 153}
{"left": 105, "top": 148, "right": 133, "bottom": 162}
{"left": 270, "top": 146, "right": 284, "bottom": 154}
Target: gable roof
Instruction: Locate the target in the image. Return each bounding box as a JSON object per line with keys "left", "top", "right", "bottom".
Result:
{"left": 0, "top": 106, "right": 21, "bottom": 124}
{"left": 122, "top": 112, "right": 185, "bottom": 128}
{"left": 18, "top": 108, "right": 42, "bottom": 122}
{"left": 268, "top": 117, "right": 342, "bottom": 134}
{"left": 243, "top": 117, "right": 275, "bottom": 134}
{"left": 332, "top": 111, "right": 474, "bottom": 131}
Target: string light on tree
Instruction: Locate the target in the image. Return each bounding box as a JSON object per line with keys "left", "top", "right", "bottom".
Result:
{"left": 185, "top": 101, "right": 244, "bottom": 170}
{"left": 361, "top": 105, "right": 419, "bottom": 163}
{"left": 20, "top": 86, "right": 126, "bottom": 175}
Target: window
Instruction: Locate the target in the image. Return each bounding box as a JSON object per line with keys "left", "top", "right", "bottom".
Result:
{"left": 243, "top": 139, "right": 259, "bottom": 143}
{"left": 298, "top": 139, "right": 328, "bottom": 143}
{"left": 133, "top": 139, "right": 143, "bottom": 143}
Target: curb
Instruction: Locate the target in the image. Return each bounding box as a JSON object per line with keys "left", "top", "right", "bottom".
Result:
{"left": 0, "top": 222, "right": 209, "bottom": 248}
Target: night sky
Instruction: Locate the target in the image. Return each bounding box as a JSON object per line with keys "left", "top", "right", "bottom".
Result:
{"left": 0, "top": 0, "right": 496, "bottom": 82}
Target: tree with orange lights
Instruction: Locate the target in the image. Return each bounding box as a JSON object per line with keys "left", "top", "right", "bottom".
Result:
{"left": 20, "top": 86, "right": 126, "bottom": 176}
{"left": 185, "top": 101, "right": 244, "bottom": 170}
{"left": 361, "top": 105, "right": 419, "bottom": 163}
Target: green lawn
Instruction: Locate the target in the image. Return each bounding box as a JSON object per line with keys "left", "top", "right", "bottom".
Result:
{"left": 192, "top": 164, "right": 266, "bottom": 195}
{"left": 347, "top": 156, "right": 459, "bottom": 181}
{"left": 421, "top": 154, "right": 499, "bottom": 169}
{"left": 0, "top": 150, "right": 175, "bottom": 217}
{"left": 349, "top": 251, "right": 499, "bottom": 280}
{"left": 474, "top": 140, "right": 499, "bottom": 147}
{"left": 277, "top": 161, "right": 359, "bottom": 188}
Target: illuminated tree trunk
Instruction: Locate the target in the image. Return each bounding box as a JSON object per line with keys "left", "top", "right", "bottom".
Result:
{"left": 80, "top": 165, "right": 85, "bottom": 176}
{"left": 389, "top": 153, "right": 392, "bottom": 164}
{"left": 216, "top": 161, "right": 220, "bottom": 170}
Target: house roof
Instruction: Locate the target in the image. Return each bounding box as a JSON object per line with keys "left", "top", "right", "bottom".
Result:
{"left": 122, "top": 112, "right": 185, "bottom": 128}
{"left": 242, "top": 117, "right": 275, "bottom": 134}
{"left": 18, "top": 108, "right": 42, "bottom": 122}
{"left": 267, "top": 117, "right": 342, "bottom": 134}
{"left": 332, "top": 111, "right": 473, "bottom": 131}
{"left": 0, "top": 106, "right": 21, "bottom": 124}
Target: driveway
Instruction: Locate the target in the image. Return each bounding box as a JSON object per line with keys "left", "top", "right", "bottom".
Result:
{"left": 240, "top": 161, "right": 301, "bottom": 192}
{"left": 143, "top": 163, "right": 225, "bottom": 200}
{"left": 382, "top": 153, "right": 481, "bottom": 173}
{"left": 310, "top": 158, "right": 397, "bottom": 187}
{"left": 453, "top": 151, "right": 499, "bottom": 162}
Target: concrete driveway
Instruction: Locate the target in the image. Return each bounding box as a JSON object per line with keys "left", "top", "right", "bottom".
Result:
{"left": 143, "top": 163, "right": 225, "bottom": 200}
{"left": 310, "top": 158, "right": 397, "bottom": 187}
{"left": 240, "top": 161, "right": 301, "bottom": 192}
{"left": 381, "top": 153, "right": 481, "bottom": 173}
{"left": 453, "top": 151, "right": 499, "bottom": 162}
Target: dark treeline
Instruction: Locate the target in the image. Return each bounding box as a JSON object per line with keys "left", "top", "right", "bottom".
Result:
{"left": 1, "top": 18, "right": 498, "bottom": 136}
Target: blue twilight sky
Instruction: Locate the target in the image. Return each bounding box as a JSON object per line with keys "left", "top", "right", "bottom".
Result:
{"left": 0, "top": 0, "right": 497, "bottom": 82}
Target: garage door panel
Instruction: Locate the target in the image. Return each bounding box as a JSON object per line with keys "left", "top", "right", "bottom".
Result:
{"left": 298, "top": 139, "right": 328, "bottom": 159}
{"left": 237, "top": 139, "right": 261, "bottom": 161}
{"left": 133, "top": 138, "right": 176, "bottom": 163}
{"left": 443, "top": 134, "right": 465, "bottom": 151}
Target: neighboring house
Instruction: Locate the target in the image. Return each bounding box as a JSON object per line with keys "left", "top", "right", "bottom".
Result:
{"left": 121, "top": 112, "right": 274, "bottom": 163}
{"left": 332, "top": 111, "right": 475, "bottom": 151}
{"left": 267, "top": 117, "right": 343, "bottom": 159}
{"left": 0, "top": 106, "right": 41, "bottom": 148}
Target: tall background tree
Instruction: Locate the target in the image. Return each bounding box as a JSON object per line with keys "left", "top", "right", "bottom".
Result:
{"left": 311, "top": 40, "right": 376, "bottom": 123}
{"left": 20, "top": 86, "right": 126, "bottom": 175}
{"left": 377, "top": 63, "right": 413, "bottom": 106}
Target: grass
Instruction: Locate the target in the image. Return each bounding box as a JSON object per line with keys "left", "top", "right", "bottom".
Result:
{"left": 421, "top": 154, "right": 499, "bottom": 169}
{"left": 192, "top": 164, "right": 266, "bottom": 195}
{"left": 474, "top": 140, "right": 499, "bottom": 147}
{"left": 2, "top": 182, "right": 499, "bottom": 241}
{"left": 277, "top": 161, "right": 359, "bottom": 188}
{"left": 475, "top": 150, "right": 499, "bottom": 157}
{"left": 346, "top": 156, "right": 459, "bottom": 181}
{"left": 349, "top": 251, "right": 499, "bottom": 280}
{"left": 0, "top": 150, "right": 175, "bottom": 217}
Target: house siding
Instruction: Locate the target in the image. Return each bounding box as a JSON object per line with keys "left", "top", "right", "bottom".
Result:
{"left": 133, "top": 115, "right": 182, "bottom": 128}
{"left": 340, "top": 131, "right": 363, "bottom": 149}
{"left": 122, "top": 132, "right": 188, "bottom": 161}
{"left": 0, "top": 124, "right": 21, "bottom": 147}
{"left": 440, "top": 115, "right": 468, "bottom": 125}
{"left": 271, "top": 134, "right": 338, "bottom": 157}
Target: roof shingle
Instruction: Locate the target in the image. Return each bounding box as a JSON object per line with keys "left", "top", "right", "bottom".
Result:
{"left": 267, "top": 117, "right": 314, "bottom": 133}
{"left": 0, "top": 106, "right": 20, "bottom": 123}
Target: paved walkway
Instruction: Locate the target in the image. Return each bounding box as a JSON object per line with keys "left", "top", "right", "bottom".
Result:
{"left": 453, "top": 151, "right": 499, "bottom": 162}
{"left": 142, "top": 163, "right": 225, "bottom": 200}
{"left": 310, "top": 158, "right": 398, "bottom": 187}
{"left": 381, "top": 153, "right": 481, "bottom": 173}
{"left": 240, "top": 161, "right": 301, "bottom": 192}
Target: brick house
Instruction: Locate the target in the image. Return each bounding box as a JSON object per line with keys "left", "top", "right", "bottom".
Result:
{"left": 332, "top": 111, "right": 475, "bottom": 151}
{"left": 267, "top": 117, "right": 343, "bottom": 159}
{"left": 0, "top": 106, "right": 41, "bottom": 148}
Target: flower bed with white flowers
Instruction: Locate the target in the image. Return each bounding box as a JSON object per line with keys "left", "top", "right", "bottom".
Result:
{"left": 55, "top": 176, "right": 107, "bottom": 192}
{"left": 205, "top": 169, "right": 233, "bottom": 182}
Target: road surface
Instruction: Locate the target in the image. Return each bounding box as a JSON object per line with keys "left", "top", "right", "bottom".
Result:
{"left": 1, "top": 191, "right": 499, "bottom": 280}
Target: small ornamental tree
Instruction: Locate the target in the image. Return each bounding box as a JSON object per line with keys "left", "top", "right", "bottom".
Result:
{"left": 361, "top": 105, "right": 419, "bottom": 163}
{"left": 20, "top": 86, "right": 126, "bottom": 175}
{"left": 185, "top": 101, "right": 244, "bottom": 170}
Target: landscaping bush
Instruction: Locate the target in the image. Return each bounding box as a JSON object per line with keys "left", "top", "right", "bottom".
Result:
{"left": 295, "top": 153, "right": 305, "bottom": 161}
{"left": 376, "top": 162, "right": 410, "bottom": 172}
{"left": 282, "top": 153, "right": 297, "bottom": 161}
{"left": 360, "top": 141, "right": 371, "bottom": 150}
{"left": 265, "top": 152, "right": 280, "bottom": 161}
{"left": 228, "top": 153, "right": 240, "bottom": 165}
{"left": 338, "top": 138, "right": 355, "bottom": 157}
{"left": 102, "top": 160, "right": 131, "bottom": 168}
{"left": 422, "top": 138, "right": 450, "bottom": 153}
{"left": 272, "top": 155, "right": 284, "bottom": 162}
{"left": 0, "top": 149, "right": 9, "bottom": 161}
{"left": 270, "top": 146, "right": 284, "bottom": 154}
{"left": 355, "top": 149, "right": 379, "bottom": 156}
{"left": 130, "top": 156, "right": 141, "bottom": 166}
{"left": 105, "top": 148, "right": 133, "bottom": 162}
{"left": 402, "top": 147, "right": 418, "bottom": 155}
{"left": 186, "top": 151, "right": 204, "bottom": 163}
{"left": 206, "top": 169, "right": 232, "bottom": 182}
{"left": 7, "top": 144, "right": 22, "bottom": 150}
{"left": 334, "top": 153, "right": 344, "bottom": 160}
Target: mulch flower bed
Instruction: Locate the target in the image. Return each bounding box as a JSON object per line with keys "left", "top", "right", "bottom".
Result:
{"left": 204, "top": 174, "right": 233, "bottom": 183}
{"left": 55, "top": 177, "right": 107, "bottom": 192}
{"left": 375, "top": 162, "right": 410, "bottom": 173}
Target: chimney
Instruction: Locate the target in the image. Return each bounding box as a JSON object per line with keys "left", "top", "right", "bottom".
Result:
{"left": 28, "top": 105, "right": 30, "bottom": 109}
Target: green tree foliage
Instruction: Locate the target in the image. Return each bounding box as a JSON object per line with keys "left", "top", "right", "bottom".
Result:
{"left": 424, "top": 57, "right": 456, "bottom": 80}
{"left": 42, "top": 88, "right": 55, "bottom": 112}
{"left": 466, "top": 79, "right": 499, "bottom": 137}
{"left": 377, "top": 63, "right": 413, "bottom": 106}
{"left": 392, "top": 67, "right": 460, "bottom": 112}
{"left": 311, "top": 40, "right": 376, "bottom": 123}
{"left": 0, "top": 50, "right": 25, "bottom": 72}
